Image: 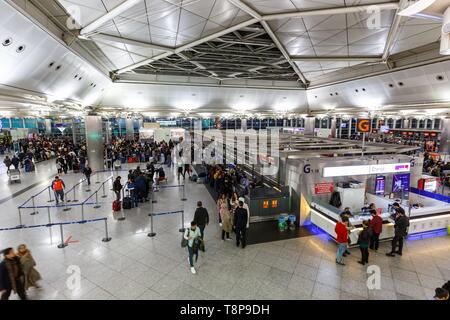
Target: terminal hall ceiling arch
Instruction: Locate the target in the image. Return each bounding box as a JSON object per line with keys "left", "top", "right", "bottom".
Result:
{"left": 1, "top": 0, "right": 450, "bottom": 116}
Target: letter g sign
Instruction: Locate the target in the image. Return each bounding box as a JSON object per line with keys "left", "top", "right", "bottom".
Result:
{"left": 357, "top": 119, "right": 370, "bottom": 133}
{"left": 303, "top": 164, "right": 311, "bottom": 174}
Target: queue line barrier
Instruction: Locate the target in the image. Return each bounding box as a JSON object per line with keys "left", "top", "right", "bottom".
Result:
{"left": 147, "top": 210, "right": 185, "bottom": 238}
{"left": 0, "top": 217, "right": 111, "bottom": 249}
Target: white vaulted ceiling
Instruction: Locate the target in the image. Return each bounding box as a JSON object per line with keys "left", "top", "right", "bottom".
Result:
{"left": 1, "top": 0, "right": 450, "bottom": 116}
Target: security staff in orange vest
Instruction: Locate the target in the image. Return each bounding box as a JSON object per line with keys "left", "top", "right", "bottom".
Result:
{"left": 51, "top": 176, "right": 66, "bottom": 205}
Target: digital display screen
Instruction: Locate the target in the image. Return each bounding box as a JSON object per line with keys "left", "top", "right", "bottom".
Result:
{"left": 392, "top": 173, "right": 410, "bottom": 193}
{"left": 375, "top": 176, "right": 385, "bottom": 195}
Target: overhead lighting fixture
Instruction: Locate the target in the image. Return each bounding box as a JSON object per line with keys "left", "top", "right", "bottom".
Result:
{"left": 228, "top": 72, "right": 242, "bottom": 78}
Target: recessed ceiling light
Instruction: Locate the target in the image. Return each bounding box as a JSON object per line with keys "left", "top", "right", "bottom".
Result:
{"left": 2, "top": 38, "right": 12, "bottom": 46}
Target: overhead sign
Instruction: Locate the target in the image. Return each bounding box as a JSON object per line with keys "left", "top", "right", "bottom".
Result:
{"left": 323, "top": 163, "right": 411, "bottom": 177}
{"left": 357, "top": 119, "right": 370, "bottom": 132}
{"left": 314, "top": 183, "right": 334, "bottom": 194}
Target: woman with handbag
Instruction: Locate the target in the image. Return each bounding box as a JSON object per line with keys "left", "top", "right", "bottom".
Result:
{"left": 17, "top": 244, "right": 42, "bottom": 290}
{"left": 182, "top": 221, "right": 202, "bottom": 274}
{"left": 218, "top": 194, "right": 232, "bottom": 240}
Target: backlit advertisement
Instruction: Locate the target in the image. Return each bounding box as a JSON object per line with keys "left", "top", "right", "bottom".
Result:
{"left": 392, "top": 173, "right": 410, "bottom": 193}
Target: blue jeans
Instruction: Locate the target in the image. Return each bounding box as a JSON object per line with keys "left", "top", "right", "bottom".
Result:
{"left": 187, "top": 246, "right": 194, "bottom": 267}
{"left": 336, "top": 243, "right": 347, "bottom": 263}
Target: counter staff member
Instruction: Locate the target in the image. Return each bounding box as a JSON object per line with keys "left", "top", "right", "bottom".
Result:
{"left": 51, "top": 176, "right": 66, "bottom": 205}
{"left": 386, "top": 208, "right": 410, "bottom": 257}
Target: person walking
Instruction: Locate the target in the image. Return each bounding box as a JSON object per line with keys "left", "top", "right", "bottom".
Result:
{"left": 113, "top": 176, "right": 123, "bottom": 201}
{"left": 184, "top": 221, "right": 202, "bottom": 274}
{"left": 357, "top": 220, "right": 372, "bottom": 265}
{"left": 193, "top": 201, "right": 209, "bottom": 238}
{"left": 386, "top": 208, "right": 410, "bottom": 257}
{"left": 335, "top": 216, "right": 349, "bottom": 266}
{"left": 83, "top": 166, "right": 92, "bottom": 186}
{"left": 218, "top": 195, "right": 232, "bottom": 240}
{"left": 0, "top": 248, "right": 27, "bottom": 300}
{"left": 239, "top": 197, "right": 251, "bottom": 230}
{"left": 3, "top": 156, "right": 11, "bottom": 172}
{"left": 11, "top": 155, "right": 20, "bottom": 171}
{"left": 369, "top": 209, "right": 383, "bottom": 252}
{"left": 17, "top": 244, "right": 41, "bottom": 290}
{"left": 51, "top": 176, "right": 66, "bottom": 205}
{"left": 234, "top": 201, "right": 248, "bottom": 249}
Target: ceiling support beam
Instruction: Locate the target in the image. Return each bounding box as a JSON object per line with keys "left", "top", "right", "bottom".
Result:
{"left": 260, "top": 21, "right": 308, "bottom": 86}
{"left": 291, "top": 56, "right": 383, "bottom": 62}
{"left": 226, "top": 0, "right": 307, "bottom": 86}
{"left": 82, "top": 33, "right": 175, "bottom": 52}
{"left": 382, "top": 0, "right": 407, "bottom": 61}
{"left": 115, "top": 18, "right": 259, "bottom": 74}
{"left": 262, "top": 2, "right": 399, "bottom": 21}
{"left": 80, "top": 0, "right": 142, "bottom": 35}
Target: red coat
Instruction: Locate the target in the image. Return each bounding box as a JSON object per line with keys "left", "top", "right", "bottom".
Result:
{"left": 369, "top": 215, "right": 383, "bottom": 234}
{"left": 335, "top": 222, "right": 348, "bottom": 244}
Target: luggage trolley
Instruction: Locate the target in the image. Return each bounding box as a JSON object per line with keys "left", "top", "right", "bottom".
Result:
{"left": 8, "top": 169, "right": 21, "bottom": 184}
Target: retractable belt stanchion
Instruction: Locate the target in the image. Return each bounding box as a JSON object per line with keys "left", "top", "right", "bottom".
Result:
{"left": 63, "top": 191, "right": 71, "bottom": 212}
{"left": 102, "top": 219, "right": 112, "bottom": 242}
{"left": 147, "top": 213, "right": 156, "bottom": 237}
{"left": 101, "top": 182, "right": 107, "bottom": 198}
{"left": 152, "top": 187, "right": 157, "bottom": 204}
{"left": 179, "top": 210, "right": 185, "bottom": 233}
{"left": 181, "top": 184, "right": 187, "bottom": 201}
{"left": 17, "top": 208, "right": 24, "bottom": 228}
{"left": 94, "top": 191, "right": 101, "bottom": 209}
{"left": 81, "top": 203, "right": 85, "bottom": 221}
{"left": 57, "top": 224, "right": 67, "bottom": 249}
{"left": 47, "top": 186, "right": 54, "bottom": 202}
{"left": 47, "top": 207, "right": 53, "bottom": 244}
{"left": 72, "top": 187, "right": 79, "bottom": 202}
{"left": 96, "top": 172, "right": 101, "bottom": 184}
{"left": 30, "top": 195, "right": 38, "bottom": 215}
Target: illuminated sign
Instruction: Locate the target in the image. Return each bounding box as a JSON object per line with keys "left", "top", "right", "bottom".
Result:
{"left": 271, "top": 200, "right": 278, "bottom": 208}
{"left": 357, "top": 119, "right": 370, "bottom": 132}
{"left": 263, "top": 200, "right": 269, "bottom": 209}
{"left": 323, "top": 163, "right": 411, "bottom": 177}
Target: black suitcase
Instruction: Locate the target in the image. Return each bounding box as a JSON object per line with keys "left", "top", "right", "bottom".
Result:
{"left": 123, "top": 197, "right": 133, "bottom": 210}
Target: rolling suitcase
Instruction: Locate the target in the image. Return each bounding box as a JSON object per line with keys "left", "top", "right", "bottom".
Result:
{"left": 113, "top": 200, "right": 121, "bottom": 212}
{"left": 123, "top": 197, "right": 133, "bottom": 210}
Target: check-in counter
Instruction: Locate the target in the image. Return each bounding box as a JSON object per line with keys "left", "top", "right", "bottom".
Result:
{"left": 310, "top": 199, "right": 395, "bottom": 245}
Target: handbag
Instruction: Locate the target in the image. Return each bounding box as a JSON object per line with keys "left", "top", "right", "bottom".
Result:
{"left": 181, "top": 230, "right": 189, "bottom": 248}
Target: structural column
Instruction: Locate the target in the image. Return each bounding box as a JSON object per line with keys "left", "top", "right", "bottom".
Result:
{"left": 45, "top": 119, "right": 52, "bottom": 135}
{"left": 241, "top": 118, "right": 247, "bottom": 131}
{"left": 440, "top": 118, "right": 450, "bottom": 153}
{"left": 304, "top": 116, "right": 315, "bottom": 135}
{"left": 125, "top": 118, "right": 134, "bottom": 141}
{"left": 85, "top": 115, "right": 105, "bottom": 171}
{"left": 330, "top": 117, "right": 337, "bottom": 138}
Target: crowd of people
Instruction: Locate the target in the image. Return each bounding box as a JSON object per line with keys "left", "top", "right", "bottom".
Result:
{"left": 423, "top": 152, "right": 450, "bottom": 187}
{"left": 2, "top": 136, "right": 88, "bottom": 175}
{"left": 0, "top": 245, "right": 41, "bottom": 300}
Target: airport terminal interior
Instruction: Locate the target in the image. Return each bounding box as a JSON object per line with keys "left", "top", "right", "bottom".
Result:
{"left": 1, "top": 0, "right": 450, "bottom": 301}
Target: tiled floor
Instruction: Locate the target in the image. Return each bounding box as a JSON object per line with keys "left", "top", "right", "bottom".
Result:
{"left": 0, "top": 158, "right": 449, "bottom": 300}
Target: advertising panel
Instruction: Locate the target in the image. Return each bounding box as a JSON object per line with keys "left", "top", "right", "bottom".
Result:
{"left": 392, "top": 173, "right": 410, "bottom": 193}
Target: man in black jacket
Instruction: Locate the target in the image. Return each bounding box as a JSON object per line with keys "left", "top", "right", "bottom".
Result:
{"left": 234, "top": 201, "right": 248, "bottom": 249}
{"left": 113, "top": 176, "right": 123, "bottom": 201}
{"left": 193, "top": 201, "right": 209, "bottom": 237}
{"left": 83, "top": 166, "right": 93, "bottom": 186}
{"left": 0, "top": 248, "right": 27, "bottom": 300}
{"left": 386, "top": 208, "right": 410, "bottom": 257}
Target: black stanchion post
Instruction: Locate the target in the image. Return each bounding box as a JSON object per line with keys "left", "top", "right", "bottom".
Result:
{"left": 94, "top": 191, "right": 101, "bottom": 209}
{"left": 102, "top": 219, "right": 112, "bottom": 242}
{"left": 57, "top": 224, "right": 67, "bottom": 249}
{"left": 17, "top": 208, "right": 24, "bottom": 228}
{"left": 47, "top": 186, "right": 54, "bottom": 202}
{"left": 30, "top": 196, "right": 38, "bottom": 215}
{"left": 147, "top": 213, "right": 156, "bottom": 237}
{"left": 179, "top": 210, "right": 185, "bottom": 232}
{"left": 181, "top": 184, "right": 187, "bottom": 201}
